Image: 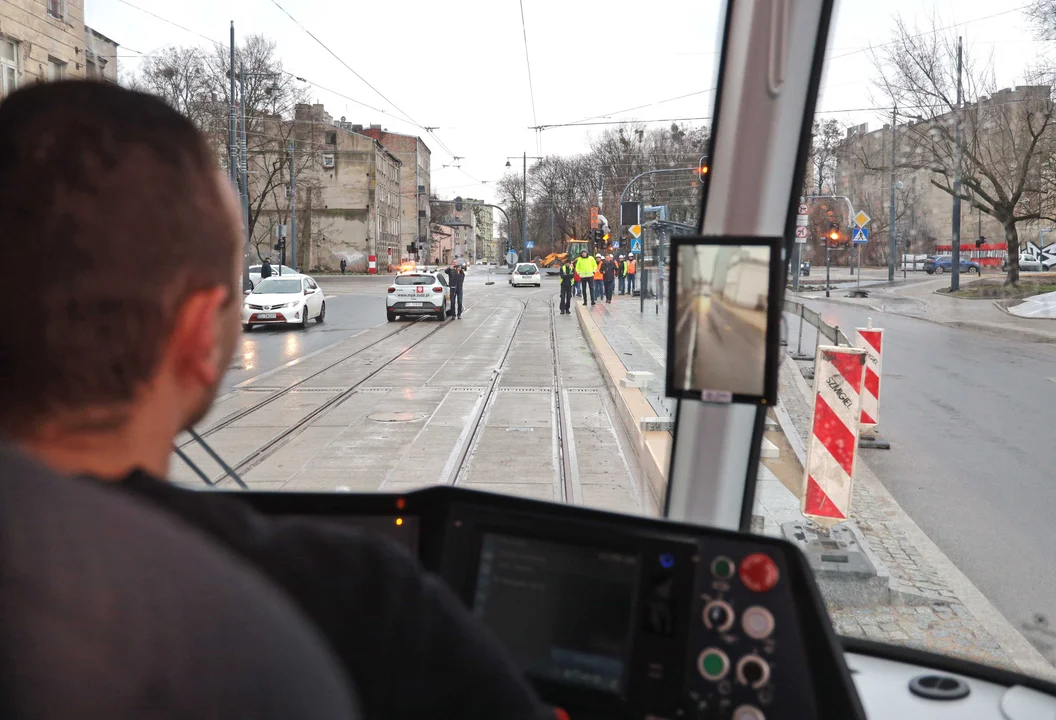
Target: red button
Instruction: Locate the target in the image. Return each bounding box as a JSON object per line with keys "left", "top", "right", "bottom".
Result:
{"left": 739, "top": 553, "right": 779, "bottom": 592}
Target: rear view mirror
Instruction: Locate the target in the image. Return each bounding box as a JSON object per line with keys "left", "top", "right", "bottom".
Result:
{"left": 666, "top": 236, "right": 782, "bottom": 405}
{"left": 304, "top": 289, "right": 311, "bottom": 295}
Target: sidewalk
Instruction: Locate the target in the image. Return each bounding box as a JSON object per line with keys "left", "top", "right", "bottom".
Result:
{"left": 797, "top": 273, "right": 1056, "bottom": 342}
{"left": 575, "top": 290, "right": 1056, "bottom": 680}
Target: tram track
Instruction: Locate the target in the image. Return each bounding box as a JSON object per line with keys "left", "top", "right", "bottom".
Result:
{"left": 182, "top": 292, "right": 498, "bottom": 487}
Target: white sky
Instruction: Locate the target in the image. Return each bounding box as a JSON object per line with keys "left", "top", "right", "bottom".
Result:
{"left": 87, "top": 0, "right": 1049, "bottom": 203}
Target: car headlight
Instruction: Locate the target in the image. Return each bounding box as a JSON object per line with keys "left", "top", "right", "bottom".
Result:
{"left": 284, "top": 301, "right": 301, "bottom": 309}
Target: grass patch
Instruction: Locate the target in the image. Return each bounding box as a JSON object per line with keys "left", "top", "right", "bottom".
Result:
{"left": 939, "top": 274, "right": 1056, "bottom": 299}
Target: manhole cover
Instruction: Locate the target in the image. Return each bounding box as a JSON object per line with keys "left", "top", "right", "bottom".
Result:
{"left": 367, "top": 411, "right": 425, "bottom": 423}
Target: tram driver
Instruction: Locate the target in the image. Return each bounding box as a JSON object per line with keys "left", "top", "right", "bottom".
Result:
{"left": 0, "top": 81, "right": 554, "bottom": 720}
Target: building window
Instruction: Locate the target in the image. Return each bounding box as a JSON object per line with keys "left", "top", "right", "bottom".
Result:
{"left": 47, "top": 57, "right": 66, "bottom": 82}
{"left": 47, "top": 0, "right": 64, "bottom": 19}
{"left": 0, "top": 39, "right": 17, "bottom": 97}
{"left": 86, "top": 59, "right": 98, "bottom": 79}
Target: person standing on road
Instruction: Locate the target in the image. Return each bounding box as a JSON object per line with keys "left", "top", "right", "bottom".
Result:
{"left": 573, "top": 250, "right": 597, "bottom": 306}
{"left": 339, "top": 258, "right": 347, "bottom": 275}
{"left": 617, "top": 255, "right": 626, "bottom": 295}
{"left": 626, "top": 254, "right": 637, "bottom": 294}
{"left": 261, "top": 257, "right": 273, "bottom": 281}
{"left": 593, "top": 255, "right": 604, "bottom": 300}
{"left": 601, "top": 254, "right": 618, "bottom": 303}
{"left": 446, "top": 260, "right": 465, "bottom": 318}
{"left": 559, "top": 258, "right": 574, "bottom": 314}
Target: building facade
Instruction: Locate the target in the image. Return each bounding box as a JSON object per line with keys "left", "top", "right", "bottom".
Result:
{"left": 0, "top": 0, "right": 118, "bottom": 98}
{"left": 352, "top": 125, "right": 431, "bottom": 259}
{"left": 250, "top": 104, "right": 402, "bottom": 273}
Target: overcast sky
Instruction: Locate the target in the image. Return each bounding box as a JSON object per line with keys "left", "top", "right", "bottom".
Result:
{"left": 88, "top": 0, "right": 1048, "bottom": 203}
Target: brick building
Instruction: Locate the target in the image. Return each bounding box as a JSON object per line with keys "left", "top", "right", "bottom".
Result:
{"left": 352, "top": 125, "right": 431, "bottom": 259}
{"left": 0, "top": 0, "right": 118, "bottom": 98}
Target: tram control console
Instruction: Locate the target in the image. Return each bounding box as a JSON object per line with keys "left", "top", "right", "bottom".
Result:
{"left": 241, "top": 486, "right": 863, "bottom": 720}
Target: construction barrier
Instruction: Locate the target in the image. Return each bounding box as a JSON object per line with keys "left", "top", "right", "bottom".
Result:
{"left": 368, "top": 255, "right": 377, "bottom": 274}
{"left": 855, "top": 326, "right": 883, "bottom": 429}
{"left": 802, "top": 345, "right": 866, "bottom": 529}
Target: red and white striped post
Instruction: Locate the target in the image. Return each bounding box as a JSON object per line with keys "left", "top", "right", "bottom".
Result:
{"left": 368, "top": 254, "right": 377, "bottom": 274}
{"left": 855, "top": 322, "right": 890, "bottom": 449}
{"left": 802, "top": 345, "right": 867, "bottom": 529}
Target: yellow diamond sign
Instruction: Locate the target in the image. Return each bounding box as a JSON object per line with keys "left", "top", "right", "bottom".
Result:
{"left": 854, "top": 211, "right": 871, "bottom": 228}
{"left": 629, "top": 224, "right": 642, "bottom": 238}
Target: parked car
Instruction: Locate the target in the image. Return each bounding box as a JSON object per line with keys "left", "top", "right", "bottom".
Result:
{"left": 242, "top": 274, "right": 325, "bottom": 331}
{"left": 510, "top": 262, "right": 542, "bottom": 287}
{"left": 924, "top": 256, "right": 980, "bottom": 274}
{"left": 248, "top": 263, "right": 297, "bottom": 288}
{"left": 386, "top": 271, "right": 451, "bottom": 322}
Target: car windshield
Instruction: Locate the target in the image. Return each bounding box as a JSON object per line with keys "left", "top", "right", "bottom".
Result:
{"left": 64, "top": 0, "right": 1056, "bottom": 686}
{"left": 395, "top": 274, "right": 433, "bottom": 285}
{"left": 253, "top": 278, "right": 301, "bottom": 294}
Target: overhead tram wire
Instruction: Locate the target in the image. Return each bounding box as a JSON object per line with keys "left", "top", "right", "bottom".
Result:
{"left": 517, "top": 0, "right": 539, "bottom": 148}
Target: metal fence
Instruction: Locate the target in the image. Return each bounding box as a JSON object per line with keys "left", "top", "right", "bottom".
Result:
{"left": 783, "top": 298, "right": 852, "bottom": 359}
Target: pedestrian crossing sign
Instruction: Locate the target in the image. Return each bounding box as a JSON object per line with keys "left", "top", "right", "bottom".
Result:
{"left": 852, "top": 227, "right": 869, "bottom": 244}
{"left": 631, "top": 238, "right": 642, "bottom": 253}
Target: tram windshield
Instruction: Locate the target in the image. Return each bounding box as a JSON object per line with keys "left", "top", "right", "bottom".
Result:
{"left": 7, "top": 0, "right": 1056, "bottom": 690}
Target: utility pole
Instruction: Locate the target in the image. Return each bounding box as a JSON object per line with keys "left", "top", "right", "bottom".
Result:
{"left": 239, "top": 63, "right": 249, "bottom": 262}
{"left": 228, "top": 23, "right": 250, "bottom": 291}
{"left": 522, "top": 152, "right": 528, "bottom": 260}
{"left": 289, "top": 139, "right": 297, "bottom": 271}
{"left": 951, "top": 36, "right": 963, "bottom": 292}
{"left": 889, "top": 103, "right": 897, "bottom": 282}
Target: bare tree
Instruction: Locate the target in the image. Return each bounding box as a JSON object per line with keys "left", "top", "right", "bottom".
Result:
{"left": 864, "top": 17, "right": 1056, "bottom": 284}
{"left": 1026, "top": 1, "right": 1056, "bottom": 40}
{"left": 809, "top": 118, "right": 844, "bottom": 195}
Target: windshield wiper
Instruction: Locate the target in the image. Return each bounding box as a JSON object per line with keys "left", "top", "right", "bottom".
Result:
{"left": 173, "top": 428, "right": 249, "bottom": 490}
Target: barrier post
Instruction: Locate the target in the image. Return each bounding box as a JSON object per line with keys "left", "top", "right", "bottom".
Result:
{"left": 368, "top": 254, "right": 377, "bottom": 275}
{"left": 791, "top": 305, "right": 814, "bottom": 361}
{"left": 802, "top": 345, "right": 867, "bottom": 529}
{"left": 855, "top": 320, "right": 890, "bottom": 449}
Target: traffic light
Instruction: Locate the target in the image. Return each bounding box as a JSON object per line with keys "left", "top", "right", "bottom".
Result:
{"left": 699, "top": 159, "right": 709, "bottom": 177}
{"left": 827, "top": 222, "right": 840, "bottom": 245}
{"left": 406, "top": 243, "right": 416, "bottom": 255}
{"left": 454, "top": 196, "right": 463, "bottom": 212}
{"left": 603, "top": 232, "right": 610, "bottom": 242}
{"left": 976, "top": 235, "right": 986, "bottom": 248}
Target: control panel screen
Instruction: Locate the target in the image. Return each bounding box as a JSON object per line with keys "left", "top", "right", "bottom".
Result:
{"left": 472, "top": 533, "right": 641, "bottom": 694}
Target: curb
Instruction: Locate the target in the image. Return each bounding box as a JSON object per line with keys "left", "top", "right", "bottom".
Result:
{"left": 575, "top": 303, "right": 669, "bottom": 512}
{"left": 783, "top": 349, "right": 1056, "bottom": 680}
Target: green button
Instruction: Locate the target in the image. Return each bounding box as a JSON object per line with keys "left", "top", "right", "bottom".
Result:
{"left": 712, "top": 557, "right": 734, "bottom": 579}
{"left": 702, "top": 652, "right": 726, "bottom": 678}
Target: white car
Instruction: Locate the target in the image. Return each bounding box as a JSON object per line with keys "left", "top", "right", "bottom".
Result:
{"left": 242, "top": 274, "right": 326, "bottom": 331}
{"left": 510, "top": 262, "right": 542, "bottom": 287}
{"left": 387, "top": 271, "right": 452, "bottom": 321}
{"left": 249, "top": 263, "right": 297, "bottom": 288}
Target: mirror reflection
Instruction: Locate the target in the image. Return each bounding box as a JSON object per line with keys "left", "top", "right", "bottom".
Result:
{"left": 670, "top": 243, "right": 771, "bottom": 399}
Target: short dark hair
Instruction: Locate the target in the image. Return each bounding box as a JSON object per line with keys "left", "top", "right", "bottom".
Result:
{"left": 0, "top": 81, "right": 238, "bottom": 433}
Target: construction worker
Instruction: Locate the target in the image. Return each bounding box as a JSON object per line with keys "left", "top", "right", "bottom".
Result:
{"left": 600, "top": 254, "right": 618, "bottom": 303}
{"left": 559, "top": 257, "right": 575, "bottom": 314}
{"left": 574, "top": 249, "right": 598, "bottom": 306}
{"left": 617, "top": 254, "right": 627, "bottom": 295}
{"left": 626, "top": 253, "right": 637, "bottom": 294}
{"left": 593, "top": 254, "right": 604, "bottom": 300}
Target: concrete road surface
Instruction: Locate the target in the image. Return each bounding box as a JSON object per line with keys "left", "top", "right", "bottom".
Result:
{"left": 674, "top": 296, "right": 766, "bottom": 396}
{"left": 788, "top": 298, "right": 1056, "bottom": 659}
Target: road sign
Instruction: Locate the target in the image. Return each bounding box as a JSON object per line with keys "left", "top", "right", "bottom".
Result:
{"left": 631, "top": 238, "right": 642, "bottom": 253}
{"left": 612, "top": 241, "right": 620, "bottom": 249}
{"left": 794, "top": 226, "right": 808, "bottom": 243}
{"left": 629, "top": 224, "right": 642, "bottom": 238}
{"left": 796, "top": 214, "right": 809, "bottom": 227}
{"left": 621, "top": 201, "right": 641, "bottom": 227}
{"left": 854, "top": 211, "right": 871, "bottom": 228}
{"left": 797, "top": 203, "right": 809, "bottom": 216}
{"left": 802, "top": 346, "right": 867, "bottom": 528}
{"left": 506, "top": 250, "right": 517, "bottom": 265}
{"left": 852, "top": 227, "right": 869, "bottom": 244}
{"left": 590, "top": 206, "right": 599, "bottom": 229}
{"left": 525, "top": 241, "right": 534, "bottom": 249}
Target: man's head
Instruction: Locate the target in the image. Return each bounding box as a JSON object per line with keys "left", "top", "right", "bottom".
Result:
{"left": 580, "top": 250, "right": 588, "bottom": 257}
{"left": 0, "top": 82, "right": 242, "bottom": 473}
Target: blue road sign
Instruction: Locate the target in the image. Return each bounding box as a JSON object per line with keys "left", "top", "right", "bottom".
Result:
{"left": 525, "top": 241, "right": 534, "bottom": 248}
{"left": 852, "top": 227, "right": 869, "bottom": 244}
{"left": 612, "top": 241, "right": 620, "bottom": 248}
{"left": 631, "top": 238, "right": 643, "bottom": 253}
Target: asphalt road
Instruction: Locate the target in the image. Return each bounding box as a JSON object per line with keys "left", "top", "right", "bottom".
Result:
{"left": 789, "top": 299, "right": 1056, "bottom": 657}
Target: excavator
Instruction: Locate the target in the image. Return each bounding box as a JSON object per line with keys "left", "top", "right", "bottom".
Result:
{"left": 535, "top": 239, "right": 591, "bottom": 269}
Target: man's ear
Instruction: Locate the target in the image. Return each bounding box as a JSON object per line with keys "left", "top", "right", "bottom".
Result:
{"left": 166, "top": 287, "right": 230, "bottom": 387}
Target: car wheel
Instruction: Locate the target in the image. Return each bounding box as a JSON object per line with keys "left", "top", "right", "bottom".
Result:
{"left": 387, "top": 310, "right": 397, "bottom": 322}
{"left": 300, "top": 307, "right": 310, "bottom": 329}
{"left": 936, "top": 266, "right": 945, "bottom": 274}
{"left": 316, "top": 301, "right": 326, "bottom": 323}
{"left": 437, "top": 298, "right": 446, "bottom": 321}
{"left": 242, "top": 324, "right": 253, "bottom": 332}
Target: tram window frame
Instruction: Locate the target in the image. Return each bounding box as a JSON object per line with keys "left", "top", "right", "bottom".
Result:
{"left": 665, "top": 235, "right": 782, "bottom": 406}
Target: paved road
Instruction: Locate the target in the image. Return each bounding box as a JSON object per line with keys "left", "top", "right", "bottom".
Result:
{"left": 790, "top": 298, "right": 1056, "bottom": 659}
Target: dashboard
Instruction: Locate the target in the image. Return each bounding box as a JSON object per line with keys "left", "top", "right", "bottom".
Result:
{"left": 238, "top": 486, "right": 1056, "bottom": 720}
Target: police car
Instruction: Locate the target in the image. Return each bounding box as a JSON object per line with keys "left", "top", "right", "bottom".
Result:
{"left": 386, "top": 271, "right": 451, "bottom": 321}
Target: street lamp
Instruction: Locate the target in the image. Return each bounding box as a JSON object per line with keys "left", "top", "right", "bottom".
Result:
{"left": 505, "top": 152, "right": 543, "bottom": 261}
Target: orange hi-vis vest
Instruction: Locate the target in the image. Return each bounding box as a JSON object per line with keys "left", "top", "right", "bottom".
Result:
{"left": 628, "top": 259, "right": 637, "bottom": 274}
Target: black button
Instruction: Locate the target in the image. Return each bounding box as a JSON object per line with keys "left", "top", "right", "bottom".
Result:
{"left": 741, "top": 659, "right": 765, "bottom": 685}
{"left": 708, "top": 604, "right": 730, "bottom": 627}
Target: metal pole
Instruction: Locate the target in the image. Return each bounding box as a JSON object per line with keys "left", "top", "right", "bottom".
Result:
{"left": 791, "top": 241, "right": 800, "bottom": 292}
{"left": 239, "top": 63, "right": 249, "bottom": 265}
{"left": 796, "top": 305, "right": 805, "bottom": 355}
{"left": 522, "top": 152, "right": 528, "bottom": 261}
{"left": 825, "top": 239, "right": 831, "bottom": 298}
{"left": 951, "top": 36, "right": 963, "bottom": 292}
{"left": 289, "top": 139, "right": 297, "bottom": 272}
{"left": 229, "top": 23, "right": 249, "bottom": 292}
{"left": 889, "top": 103, "right": 897, "bottom": 282}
